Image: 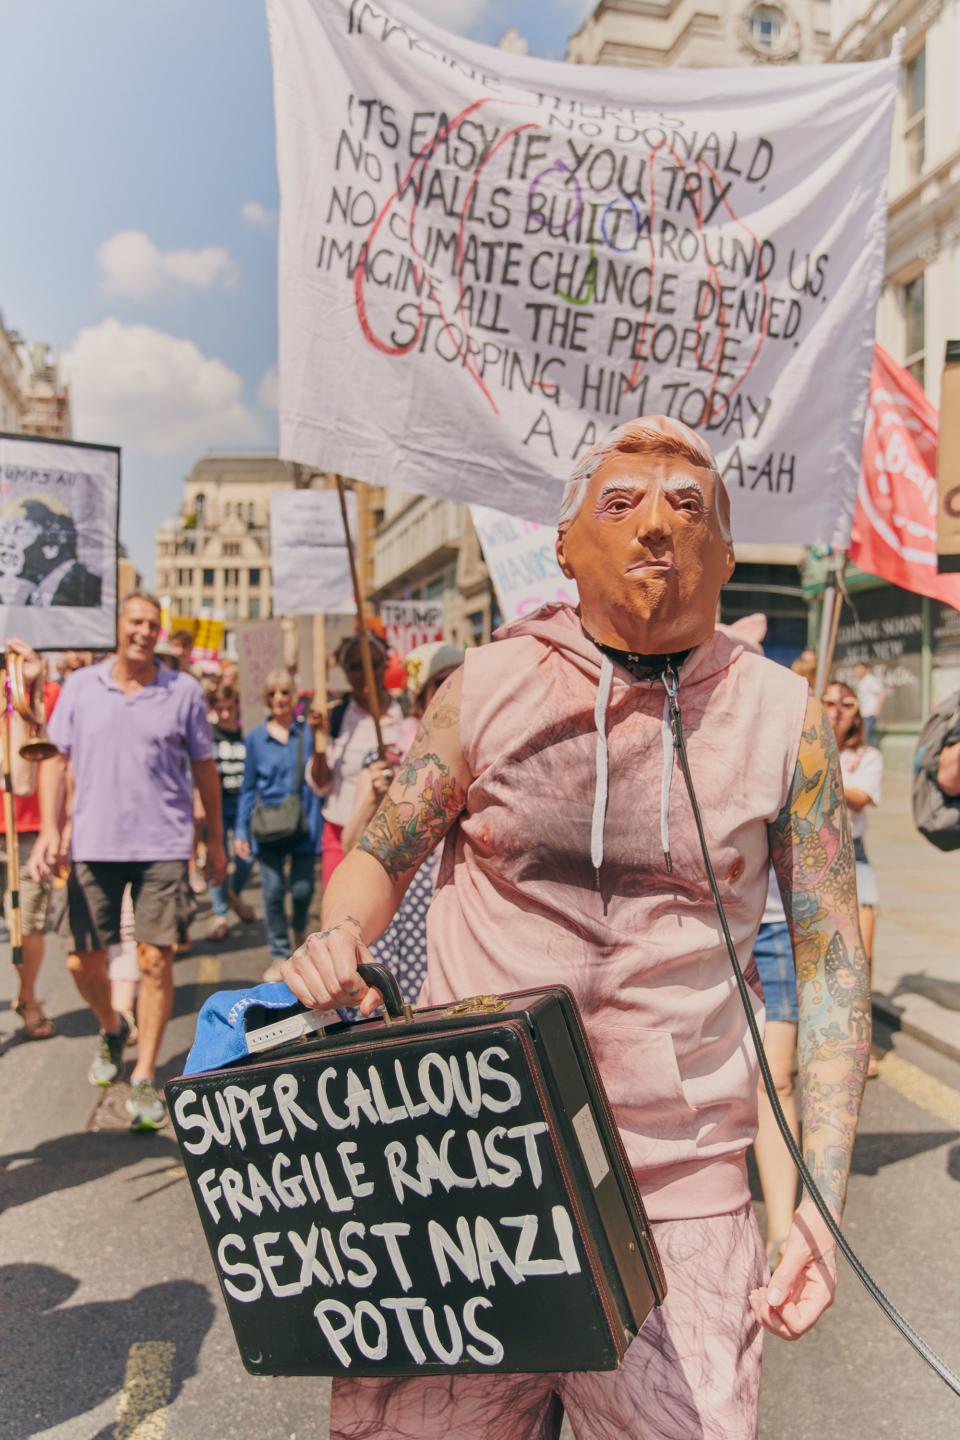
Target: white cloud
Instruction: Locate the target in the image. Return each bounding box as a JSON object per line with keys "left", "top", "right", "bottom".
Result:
{"left": 63, "top": 318, "right": 261, "bottom": 456}
{"left": 241, "top": 200, "right": 275, "bottom": 229}
{"left": 497, "top": 25, "right": 529, "bottom": 54}
{"left": 99, "top": 229, "right": 238, "bottom": 299}
{"left": 258, "top": 364, "right": 279, "bottom": 410}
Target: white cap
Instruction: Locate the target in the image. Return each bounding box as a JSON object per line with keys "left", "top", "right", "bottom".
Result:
{"left": 404, "top": 642, "right": 464, "bottom": 698}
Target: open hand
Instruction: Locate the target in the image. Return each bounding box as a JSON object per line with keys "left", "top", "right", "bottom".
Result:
{"left": 750, "top": 1199, "right": 838, "bottom": 1340}
{"left": 29, "top": 828, "right": 65, "bottom": 883}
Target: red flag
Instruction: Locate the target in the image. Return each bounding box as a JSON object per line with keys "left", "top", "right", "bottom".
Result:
{"left": 851, "top": 346, "right": 960, "bottom": 609}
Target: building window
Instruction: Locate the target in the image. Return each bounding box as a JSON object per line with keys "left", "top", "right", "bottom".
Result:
{"left": 223, "top": 542, "right": 240, "bottom": 557}
{"left": 904, "top": 47, "right": 926, "bottom": 180}
{"left": 249, "top": 568, "right": 261, "bottom": 586}
{"left": 248, "top": 597, "right": 261, "bottom": 619}
{"left": 749, "top": 5, "right": 783, "bottom": 49}
{"left": 247, "top": 503, "right": 257, "bottom": 527}
{"left": 903, "top": 273, "right": 925, "bottom": 389}
{"left": 224, "top": 568, "right": 240, "bottom": 587}
{"left": 202, "top": 568, "right": 215, "bottom": 587}
{"left": 195, "top": 493, "right": 206, "bottom": 524}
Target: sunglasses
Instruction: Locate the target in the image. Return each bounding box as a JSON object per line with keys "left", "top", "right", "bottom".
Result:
{"left": 267, "top": 689, "right": 292, "bottom": 698}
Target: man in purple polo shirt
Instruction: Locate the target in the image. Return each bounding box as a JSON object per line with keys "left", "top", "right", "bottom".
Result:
{"left": 31, "top": 591, "right": 226, "bottom": 1130}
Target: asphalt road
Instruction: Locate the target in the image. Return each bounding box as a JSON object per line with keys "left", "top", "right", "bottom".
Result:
{"left": 1, "top": 901, "right": 958, "bottom": 1440}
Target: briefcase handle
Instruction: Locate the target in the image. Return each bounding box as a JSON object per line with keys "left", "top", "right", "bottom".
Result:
{"left": 357, "top": 962, "right": 407, "bottom": 1021}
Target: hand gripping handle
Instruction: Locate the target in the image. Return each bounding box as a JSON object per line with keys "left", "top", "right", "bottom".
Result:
{"left": 357, "top": 962, "right": 406, "bottom": 1020}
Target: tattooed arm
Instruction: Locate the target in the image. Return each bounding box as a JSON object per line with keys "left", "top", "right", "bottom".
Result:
{"left": 281, "top": 670, "right": 471, "bottom": 1013}
{"left": 751, "top": 692, "right": 870, "bottom": 1341}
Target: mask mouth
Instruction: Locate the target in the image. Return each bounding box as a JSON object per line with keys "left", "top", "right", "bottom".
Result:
{"left": 626, "top": 556, "right": 675, "bottom": 575}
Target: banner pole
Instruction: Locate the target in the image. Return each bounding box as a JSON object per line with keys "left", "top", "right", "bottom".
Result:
{"left": 814, "top": 552, "right": 847, "bottom": 697}
{"left": 311, "top": 613, "right": 328, "bottom": 756}
{"left": 1, "top": 657, "right": 23, "bottom": 967}
{"left": 335, "top": 476, "right": 386, "bottom": 760}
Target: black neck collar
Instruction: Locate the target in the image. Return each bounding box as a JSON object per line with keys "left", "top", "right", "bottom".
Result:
{"left": 582, "top": 627, "right": 691, "bottom": 683}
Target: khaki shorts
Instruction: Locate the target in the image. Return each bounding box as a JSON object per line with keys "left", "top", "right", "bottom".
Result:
{"left": 1, "top": 831, "right": 50, "bottom": 936}
{"left": 67, "top": 860, "right": 195, "bottom": 953}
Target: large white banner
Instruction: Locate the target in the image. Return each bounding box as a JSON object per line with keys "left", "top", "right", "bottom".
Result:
{"left": 470, "top": 505, "right": 578, "bottom": 623}
{"left": 270, "top": 488, "right": 357, "bottom": 615}
{"left": 268, "top": 0, "right": 898, "bottom": 547}
{"left": 0, "top": 433, "right": 119, "bottom": 650}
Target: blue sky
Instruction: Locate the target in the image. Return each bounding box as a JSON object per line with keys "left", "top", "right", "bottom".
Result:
{"left": 0, "top": 0, "right": 592, "bottom": 581}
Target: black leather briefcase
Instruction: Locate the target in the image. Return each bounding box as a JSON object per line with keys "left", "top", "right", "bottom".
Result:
{"left": 166, "top": 964, "right": 666, "bottom": 1378}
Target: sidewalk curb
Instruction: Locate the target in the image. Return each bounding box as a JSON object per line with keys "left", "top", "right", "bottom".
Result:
{"left": 872, "top": 994, "right": 960, "bottom": 1066}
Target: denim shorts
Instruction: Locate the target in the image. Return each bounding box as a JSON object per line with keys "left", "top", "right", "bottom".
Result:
{"left": 753, "top": 920, "right": 798, "bottom": 1023}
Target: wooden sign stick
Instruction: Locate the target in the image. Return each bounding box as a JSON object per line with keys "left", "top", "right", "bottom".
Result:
{"left": 312, "top": 612, "right": 328, "bottom": 754}
{"left": 335, "top": 476, "right": 386, "bottom": 760}
{"left": 0, "top": 658, "right": 23, "bottom": 966}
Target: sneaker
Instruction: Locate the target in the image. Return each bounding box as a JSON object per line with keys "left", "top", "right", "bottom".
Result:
{"left": 88, "top": 1017, "right": 130, "bottom": 1087}
{"left": 126, "top": 1079, "right": 166, "bottom": 1132}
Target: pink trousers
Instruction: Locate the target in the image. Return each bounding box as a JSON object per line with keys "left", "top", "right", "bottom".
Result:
{"left": 330, "top": 1205, "right": 767, "bottom": 1440}
{"left": 321, "top": 822, "right": 345, "bottom": 889}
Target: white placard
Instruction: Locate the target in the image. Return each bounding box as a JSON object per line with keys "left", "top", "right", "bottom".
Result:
{"left": 0, "top": 433, "right": 120, "bottom": 650}
{"left": 235, "top": 619, "right": 285, "bottom": 733}
{"left": 267, "top": 0, "right": 897, "bottom": 547}
{"left": 471, "top": 504, "right": 578, "bottom": 623}
{"left": 380, "top": 598, "right": 444, "bottom": 654}
{"left": 270, "top": 488, "right": 357, "bottom": 616}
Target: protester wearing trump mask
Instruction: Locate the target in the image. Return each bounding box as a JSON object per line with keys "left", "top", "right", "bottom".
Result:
{"left": 283, "top": 417, "right": 870, "bottom": 1440}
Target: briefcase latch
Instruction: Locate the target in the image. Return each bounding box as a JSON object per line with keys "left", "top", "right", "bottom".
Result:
{"left": 445, "top": 994, "right": 506, "bottom": 1016}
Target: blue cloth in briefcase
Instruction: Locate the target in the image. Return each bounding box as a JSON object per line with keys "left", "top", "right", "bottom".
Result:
{"left": 166, "top": 965, "right": 665, "bottom": 1378}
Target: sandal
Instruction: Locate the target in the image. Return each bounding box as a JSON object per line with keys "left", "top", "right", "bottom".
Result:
{"left": 208, "top": 916, "right": 230, "bottom": 942}
{"left": 16, "top": 1000, "right": 55, "bottom": 1041}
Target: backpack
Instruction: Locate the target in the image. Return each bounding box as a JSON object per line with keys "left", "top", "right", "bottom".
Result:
{"left": 912, "top": 689, "right": 960, "bottom": 851}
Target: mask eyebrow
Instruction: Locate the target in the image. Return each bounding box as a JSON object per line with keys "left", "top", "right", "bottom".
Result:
{"left": 596, "top": 475, "right": 706, "bottom": 503}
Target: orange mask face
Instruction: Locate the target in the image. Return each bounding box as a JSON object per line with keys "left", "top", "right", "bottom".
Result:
{"left": 556, "top": 447, "right": 734, "bottom": 655}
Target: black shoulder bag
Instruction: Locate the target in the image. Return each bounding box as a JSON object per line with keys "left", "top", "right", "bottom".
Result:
{"left": 250, "top": 722, "right": 307, "bottom": 848}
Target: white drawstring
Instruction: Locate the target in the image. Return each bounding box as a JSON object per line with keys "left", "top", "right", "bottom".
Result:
{"left": 660, "top": 695, "right": 674, "bottom": 873}
{"left": 590, "top": 653, "right": 614, "bottom": 884}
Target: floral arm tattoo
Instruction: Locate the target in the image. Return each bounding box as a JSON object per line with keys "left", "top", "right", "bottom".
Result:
{"left": 359, "top": 673, "right": 469, "bottom": 880}
{"left": 768, "top": 694, "right": 871, "bottom": 1217}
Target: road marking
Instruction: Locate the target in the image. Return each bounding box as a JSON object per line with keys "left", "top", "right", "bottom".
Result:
{"left": 114, "top": 1341, "right": 175, "bottom": 1439}
{"left": 876, "top": 1052, "right": 960, "bottom": 1128}
{"left": 197, "top": 955, "right": 221, "bottom": 984}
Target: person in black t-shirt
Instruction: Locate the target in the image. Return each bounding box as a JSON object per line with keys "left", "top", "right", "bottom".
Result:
{"left": 209, "top": 685, "right": 254, "bottom": 939}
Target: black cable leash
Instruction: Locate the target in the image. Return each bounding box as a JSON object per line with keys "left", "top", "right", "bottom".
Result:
{"left": 661, "top": 666, "right": 960, "bottom": 1398}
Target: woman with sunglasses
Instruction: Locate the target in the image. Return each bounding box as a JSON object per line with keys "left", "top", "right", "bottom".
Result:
{"left": 307, "top": 632, "right": 405, "bottom": 887}
{"left": 823, "top": 679, "right": 884, "bottom": 1075}
{"left": 235, "top": 669, "right": 322, "bottom": 978}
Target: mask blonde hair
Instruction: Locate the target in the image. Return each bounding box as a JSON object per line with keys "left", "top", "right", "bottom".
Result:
{"left": 558, "top": 416, "right": 731, "bottom": 540}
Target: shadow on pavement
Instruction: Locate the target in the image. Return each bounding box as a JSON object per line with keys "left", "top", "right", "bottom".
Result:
{"left": 0, "top": 1263, "right": 214, "bottom": 1440}
{"left": 0, "top": 1130, "right": 180, "bottom": 1215}
{"left": 851, "top": 1129, "right": 959, "bottom": 1176}
{"left": 889, "top": 973, "right": 960, "bottom": 1013}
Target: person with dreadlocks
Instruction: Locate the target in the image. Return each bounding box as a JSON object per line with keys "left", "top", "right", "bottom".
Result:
{"left": 283, "top": 417, "right": 870, "bottom": 1440}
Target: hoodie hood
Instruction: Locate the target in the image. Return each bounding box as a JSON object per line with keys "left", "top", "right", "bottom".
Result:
{"left": 495, "top": 602, "right": 748, "bottom": 691}
{"left": 492, "top": 602, "right": 750, "bottom": 885}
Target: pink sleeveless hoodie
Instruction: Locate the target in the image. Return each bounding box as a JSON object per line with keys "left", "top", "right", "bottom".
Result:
{"left": 424, "top": 603, "right": 809, "bottom": 1222}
